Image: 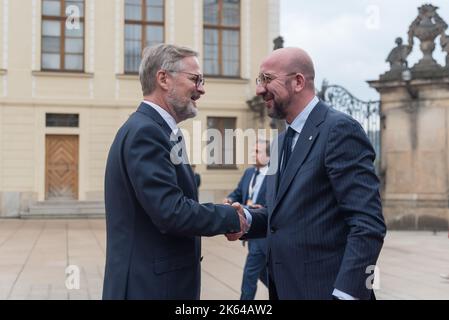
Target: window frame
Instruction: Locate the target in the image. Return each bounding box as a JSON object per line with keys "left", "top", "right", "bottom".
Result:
{"left": 124, "top": 0, "right": 166, "bottom": 74}
{"left": 203, "top": 0, "right": 241, "bottom": 78}
{"left": 206, "top": 116, "right": 238, "bottom": 170}
{"left": 41, "top": 0, "right": 86, "bottom": 73}
{"left": 45, "top": 113, "right": 80, "bottom": 128}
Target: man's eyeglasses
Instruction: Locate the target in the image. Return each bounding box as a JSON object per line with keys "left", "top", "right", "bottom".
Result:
{"left": 256, "top": 72, "right": 298, "bottom": 86}
{"left": 166, "top": 70, "right": 205, "bottom": 88}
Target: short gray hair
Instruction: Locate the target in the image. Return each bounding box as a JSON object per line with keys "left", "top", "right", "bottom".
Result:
{"left": 139, "top": 44, "right": 198, "bottom": 95}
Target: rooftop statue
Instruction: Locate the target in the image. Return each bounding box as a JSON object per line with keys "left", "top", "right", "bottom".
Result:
{"left": 386, "top": 37, "right": 412, "bottom": 72}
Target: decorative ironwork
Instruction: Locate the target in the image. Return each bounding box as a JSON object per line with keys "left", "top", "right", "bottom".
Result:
{"left": 408, "top": 4, "right": 447, "bottom": 69}
{"left": 318, "top": 80, "right": 381, "bottom": 173}
{"left": 246, "top": 95, "right": 266, "bottom": 126}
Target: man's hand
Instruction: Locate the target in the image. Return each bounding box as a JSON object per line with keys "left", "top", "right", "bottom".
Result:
{"left": 222, "top": 198, "right": 233, "bottom": 205}
{"left": 225, "top": 202, "right": 248, "bottom": 241}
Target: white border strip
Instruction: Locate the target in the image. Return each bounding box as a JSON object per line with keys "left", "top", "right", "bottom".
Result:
{"left": 193, "top": 0, "right": 200, "bottom": 52}
{"left": 115, "top": 0, "right": 121, "bottom": 99}
{"left": 168, "top": 0, "right": 175, "bottom": 44}
{"left": 115, "top": 0, "right": 120, "bottom": 74}
{"left": 3, "top": 0, "right": 9, "bottom": 70}
{"left": 88, "top": 0, "right": 95, "bottom": 98}
{"left": 89, "top": 0, "right": 95, "bottom": 73}
{"left": 31, "top": 0, "right": 37, "bottom": 97}
{"left": 2, "top": 76, "right": 6, "bottom": 98}
{"left": 31, "top": 0, "right": 37, "bottom": 70}
{"left": 3, "top": 0, "right": 9, "bottom": 97}
{"left": 244, "top": 0, "right": 251, "bottom": 79}
{"left": 268, "top": 0, "right": 280, "bottom": 53}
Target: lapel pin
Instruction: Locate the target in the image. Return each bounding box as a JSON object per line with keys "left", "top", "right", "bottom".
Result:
{"left": 309, "top": 136, "right": 313, "bottom": 141}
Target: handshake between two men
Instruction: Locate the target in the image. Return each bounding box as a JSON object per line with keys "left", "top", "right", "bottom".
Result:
{"left": 225, "top": 202, "right": 248, "bottom": 241}
{"left": 224, "top": 202, "right": 264, "bottom": 242}
{"left": 103, "top": 44, "right": 386, "bottom": 300}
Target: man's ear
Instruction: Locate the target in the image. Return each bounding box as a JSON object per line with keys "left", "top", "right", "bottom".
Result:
{"left": 156, "top": 70, "right": 169, "bottom": 91}
{"left": 293, "top": 73, "right": 306, "bottom": 93}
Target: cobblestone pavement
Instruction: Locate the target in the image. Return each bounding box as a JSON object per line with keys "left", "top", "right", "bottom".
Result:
{"left": 0, "top": 219, "right": 448, "bottom": 300}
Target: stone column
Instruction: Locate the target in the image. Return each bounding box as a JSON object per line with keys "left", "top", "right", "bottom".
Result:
{"left": 367, "top": 4, "right": 449, "bottom": 230}
{"left": 368, "top": 76, "right": 449, "bottom": 230}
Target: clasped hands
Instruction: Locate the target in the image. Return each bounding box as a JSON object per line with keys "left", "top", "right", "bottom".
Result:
{"left": 224, "top": 202, "right": 247, "bottom": 241}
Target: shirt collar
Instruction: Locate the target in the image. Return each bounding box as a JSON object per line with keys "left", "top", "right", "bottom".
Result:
{"left": 256, "top": 165, "right": 269, "bottom": 175}
{"left": 143, "top": 100, "right": 179, "bottom": 135}
{"left": 286, "top": 96, "right": 319, "bottom": 134}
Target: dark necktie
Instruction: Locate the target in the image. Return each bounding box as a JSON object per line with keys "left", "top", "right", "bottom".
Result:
{"left": 279, "top": 127, "right": 296, "bottom": 180}
{"left": 247, "top": 168, "right": 260, "bottom": 204}
{"left": 251, "top": 168, "right": 260, "bottom": 189}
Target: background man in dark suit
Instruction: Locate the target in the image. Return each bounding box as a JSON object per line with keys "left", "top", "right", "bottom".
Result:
{"left": 224, "top": 140, "right": 270, "bottom": 300}
{"left": 103, "top": 44, "right": 247, "bottom": 300}
{"left": 227, "top": 47, "right": 386, "bottom": 300}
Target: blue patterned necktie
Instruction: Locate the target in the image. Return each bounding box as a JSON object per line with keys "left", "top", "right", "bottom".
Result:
{"left": 279, "top": 127, "right": 296, "bottom": 180}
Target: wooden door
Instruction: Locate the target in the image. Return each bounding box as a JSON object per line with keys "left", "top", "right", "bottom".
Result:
{"left": 45, "top": 135, "right": 79, "bottom": 200}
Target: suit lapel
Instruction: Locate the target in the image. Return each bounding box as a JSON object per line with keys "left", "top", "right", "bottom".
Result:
{"left": 137, "top": 102, "right": 173, "bottom": 137}
{"left": 183, "top": 164, "right": 198, "bottom": 200}
{"left": 274, "top": 133, "right": 286, "bottom": 195}
{"left": 255, "top": 178, "right": 267, "bottom": 205}
{"left": 136, "top": 102, "right": 198, "bottom": 199}
{"left": 272, "top": 101, "right": 329, "bottom": 214}
{"left": 242, "top": 168, "right": 254, "bottom": 204}
{"left": 274, "top": 125, "right": 319, "bottom": 209}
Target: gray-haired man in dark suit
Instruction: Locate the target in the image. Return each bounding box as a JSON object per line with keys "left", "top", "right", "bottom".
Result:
{"left": 103, "top": 44, "right": 247, "bottom": 300}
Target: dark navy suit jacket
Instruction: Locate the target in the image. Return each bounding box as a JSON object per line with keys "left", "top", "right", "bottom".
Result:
{"left": 246, "top": 101, "right": 386, "bottom": 300}
{"left": 102, "top": 103, "right": 240, "bottom": 300}
{"left": 227, "top": 167, "right": 267, "bottom": 207}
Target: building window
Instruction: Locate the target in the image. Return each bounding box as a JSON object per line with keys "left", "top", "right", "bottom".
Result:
{"left": 41, "top": 0, "right": 85, "bottom": 72}
{"left": 125, "top": 0, "right": 165, "bottom": 74}
{"left": 46, "top": 113, "right": 79, "bottom": 127}
{"left": 203, "top": 0, "right": 240, "bottom": 77}
{"left": 207, "top": 117, "right": 237, "bottom": 169}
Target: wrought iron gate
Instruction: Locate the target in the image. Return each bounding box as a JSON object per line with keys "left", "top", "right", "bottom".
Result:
{"left": 318, "top": 81, "right": 381, "bottom": 173}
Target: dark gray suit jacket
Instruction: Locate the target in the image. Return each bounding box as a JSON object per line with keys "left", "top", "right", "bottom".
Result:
{"left": 102, "top": 103, "right": 240, "bottom": 300}
{"left": 246, "top": 101, "right": 386, "bottom": 300}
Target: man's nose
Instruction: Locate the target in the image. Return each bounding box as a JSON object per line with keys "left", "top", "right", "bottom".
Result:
{"left": 256, "top": 84, "right": 266, "bottom": 96}
{"left": 197, "top": 83, "right": 205, "bottom": 95}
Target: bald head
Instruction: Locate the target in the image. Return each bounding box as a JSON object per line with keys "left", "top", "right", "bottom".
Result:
{"left": 262, "top": 47, "right": 315, "bottom": 88}
{"left": 256, "top": 47, "right": 317, "bottom": 123}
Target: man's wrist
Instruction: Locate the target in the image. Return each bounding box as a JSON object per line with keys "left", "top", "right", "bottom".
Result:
{"left": 243, "top": 208, "right": 252, "bottom": 232}
{"left": 332, "top": 288, "right": 358, "bottom": 300}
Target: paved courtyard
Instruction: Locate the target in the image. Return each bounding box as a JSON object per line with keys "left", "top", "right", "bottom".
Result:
{"left": 0, "top": 218, "right": 448, "bottom": 300}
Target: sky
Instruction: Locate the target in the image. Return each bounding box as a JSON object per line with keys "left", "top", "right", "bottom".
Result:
{"left": 280, "top": 0, "right": 449, "bottom": 100}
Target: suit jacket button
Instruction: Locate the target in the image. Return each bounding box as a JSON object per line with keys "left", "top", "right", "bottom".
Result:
{"left": 270, "top": 228, "right": 276, "bottom": 234}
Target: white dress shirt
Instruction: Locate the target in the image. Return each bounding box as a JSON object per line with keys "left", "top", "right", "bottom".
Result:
{"left": 143, "top": 100, "right": 179, "bottom": 135}
{"left": 287, "top": 95, "right": 319, "bottom": 149}
{"left": 248, "top": 165, "right": 268, "bottom": 204}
